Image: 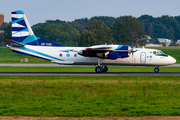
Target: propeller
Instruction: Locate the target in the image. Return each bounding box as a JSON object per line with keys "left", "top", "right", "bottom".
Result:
{"left": 131, "top": 47, "right": 137, "bottom": 65}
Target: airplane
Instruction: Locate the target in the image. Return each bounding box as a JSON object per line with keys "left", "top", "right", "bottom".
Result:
{"left": 6, "top": 10, "right": 176, "bottom": 73}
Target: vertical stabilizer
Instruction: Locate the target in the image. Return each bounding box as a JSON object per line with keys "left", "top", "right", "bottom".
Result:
{"left": 11, "top": 10, "right": 64, "bottom": 47}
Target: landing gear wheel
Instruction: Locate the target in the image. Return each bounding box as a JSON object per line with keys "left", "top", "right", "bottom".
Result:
{"left": 154, "top": 68, "right": 159, "bottom": 73}
{"left": 102, "top": 65, "right": 108, "bottom": 72}
{"left": 95, "top": 66, "right": 103, "bottom": 73}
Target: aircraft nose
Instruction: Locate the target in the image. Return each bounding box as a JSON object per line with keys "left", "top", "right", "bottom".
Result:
{"left": 167, "top": 56, "right": 176, "bottom": 65}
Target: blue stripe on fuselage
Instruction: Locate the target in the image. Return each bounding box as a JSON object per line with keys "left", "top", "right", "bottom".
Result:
{"left": 15, "top": 46, "right": 64, "bottom": 61}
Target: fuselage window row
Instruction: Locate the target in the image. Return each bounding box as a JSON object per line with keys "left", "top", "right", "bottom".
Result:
{"left": 59, "top": 53, "right": 77, "bottom": 57}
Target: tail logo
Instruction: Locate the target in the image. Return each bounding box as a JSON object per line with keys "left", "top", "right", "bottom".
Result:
{"left": 11, "top": 10, "right": 64, "bottom": 47}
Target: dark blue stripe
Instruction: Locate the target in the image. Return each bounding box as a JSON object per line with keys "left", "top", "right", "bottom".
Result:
{"left": 12, "top": 27, "right": 27, "bottom": 31}
{"left": 12, "top": 10, "right": 24, "bottom": 14}
{"left": 12, "top": 49, "right": 51, "bottom": 61}
{"left": 12, "top": 36, "right": 28, "bottom": 42}
{"left": 26, "top": 38, "right": 64, "bottom": 47}
{"left": 17, "top": 20, "right": 26, "bottom": 27}
{"left": 12, "top": 17, "right": 19, "bottom": 22}
{"left": 12, "top": 12, "right": 16, "bottom": 14}
{"left": 19, "top": 47, "right": 64, "bottom": 61}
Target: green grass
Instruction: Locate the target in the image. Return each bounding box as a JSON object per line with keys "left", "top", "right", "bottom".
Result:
{"left": 0, "top": 66, "right": 180, "bottom": 72}
{"left": 0, "top": 76, "right": 180, "bottom": 116}
{"left": 0, "top": 46, "right": 180, "bottom": 63}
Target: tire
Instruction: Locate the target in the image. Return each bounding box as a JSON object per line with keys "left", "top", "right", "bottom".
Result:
{"left": 103, "top": 65, "right": 108, "bottom": 72}
{"left": 95, "top": 66, "right": 103, "bottom": 73}
{"left": 154, "top": 68, "right": 159, "bottom": 73}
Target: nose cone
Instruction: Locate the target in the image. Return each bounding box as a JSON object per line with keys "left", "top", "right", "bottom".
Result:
{"left": 167, "top": 56, "right": 176, "bottom": 65}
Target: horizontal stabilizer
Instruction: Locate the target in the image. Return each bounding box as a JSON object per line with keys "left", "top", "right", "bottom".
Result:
{"left": 5, "top": 40, "right": 24, "bottom": 47}
{"left": 51, "top": 60, "right": 74, "bottom": 64}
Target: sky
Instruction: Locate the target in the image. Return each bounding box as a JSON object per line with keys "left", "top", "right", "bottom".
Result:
{"left": 1, "top": 0, "right": 180, "bottom": 26}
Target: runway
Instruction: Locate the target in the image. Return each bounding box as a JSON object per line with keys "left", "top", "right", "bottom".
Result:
{"left": 0, "top": 63, "right": 180, "bottom": 67}
{"left": 0, "top": 64, "right": 180, "bottom": 76}
{"left": 0, "top": 72, "right": 180, "bottom": 76}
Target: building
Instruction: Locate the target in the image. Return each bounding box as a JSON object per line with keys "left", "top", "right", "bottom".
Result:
{"left": 145, "top": 43, "right": 163, "bottom": 47}
{"left": 158, "top": 38, "right": 172, "bottom": 46}
{"left": 0, "top": 13, "right": 4, "bottom": 26}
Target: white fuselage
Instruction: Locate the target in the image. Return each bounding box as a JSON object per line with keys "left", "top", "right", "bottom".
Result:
{"left": 9, "top": 45, "right": 176, "bottom": 66}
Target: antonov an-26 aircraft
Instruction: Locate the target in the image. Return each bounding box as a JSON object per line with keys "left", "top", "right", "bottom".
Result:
{"left": 6, "top": 10, "right": 176, "bottom": 73}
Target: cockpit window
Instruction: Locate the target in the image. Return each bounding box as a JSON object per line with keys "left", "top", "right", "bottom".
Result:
{"left": 153, "top": 50, "right": 164, "bottom": 54}
{"left": 154, "top": 50, "right": 168, "bottom": 57}
{"left": 159, "top": 50, "right": 163, "bottom": 54}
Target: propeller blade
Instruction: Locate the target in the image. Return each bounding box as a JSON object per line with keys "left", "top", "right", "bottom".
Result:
{"left": 132, "top": 52, "right": 133, "bottom": 65}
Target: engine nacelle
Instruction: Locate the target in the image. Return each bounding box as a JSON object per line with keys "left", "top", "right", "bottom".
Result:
{"left": 106, "top": 45, "right": 131, "bottom": 59}
{"left": 78, "top": 45, "right": 133, "bottom": 60}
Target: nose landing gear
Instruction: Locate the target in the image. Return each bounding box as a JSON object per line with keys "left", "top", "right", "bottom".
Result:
{"left": 154, "top": 66, "right": 160, "bottom": 73}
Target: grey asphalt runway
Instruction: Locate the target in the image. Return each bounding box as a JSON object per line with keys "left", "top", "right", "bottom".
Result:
{"left": 0, "top": 63, "right": 180, "bottom": 67}
{"left": 0, "top": 63, "right": 179, "bottom": 76}
{"left": 0, "top": 72, "right": 180, "bottom": 76}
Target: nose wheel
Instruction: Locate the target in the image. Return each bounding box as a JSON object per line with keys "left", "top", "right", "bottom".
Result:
{"left": 154, "top": 67, "right": 160, "bottom": 73}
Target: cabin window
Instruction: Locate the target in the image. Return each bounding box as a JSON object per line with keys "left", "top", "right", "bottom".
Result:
{"left": 153, "top": 51, "right": 156, "bottom": 54}
{"left": 74, "top": 54, "right": 77, "bottom": 57}
{"left": 59, "top": 53, "right": 62, "bottom": 57}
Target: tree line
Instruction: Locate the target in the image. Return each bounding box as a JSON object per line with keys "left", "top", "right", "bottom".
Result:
{"left": 1, "top": 15, "right": 180, "bottom": 46}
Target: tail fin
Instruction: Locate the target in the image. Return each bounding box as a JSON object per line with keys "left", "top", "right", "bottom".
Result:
{"left": 11, "top": 10, "right": 64, "bottom": 47}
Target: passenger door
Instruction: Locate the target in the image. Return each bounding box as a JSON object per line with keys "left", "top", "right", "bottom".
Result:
{"left": 140, "top": 52, "right": 146, "bottom": 63}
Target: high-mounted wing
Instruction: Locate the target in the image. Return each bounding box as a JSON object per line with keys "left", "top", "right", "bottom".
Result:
{"left": 78, "top": 45, "right": 114, "bottom": 58}
{"left": 78, "top": 45, "right": 134, "bottom": 59}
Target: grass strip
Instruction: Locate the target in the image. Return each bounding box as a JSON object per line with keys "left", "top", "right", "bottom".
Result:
{"left": 0, "top": 76, "right": 180, "bottom": 116}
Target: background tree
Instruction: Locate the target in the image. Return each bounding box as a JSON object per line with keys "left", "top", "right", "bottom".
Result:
{"left": 139, "top": 15, "right": 180, "bottom": 42}
{"left": 147, "top": 24, "right": 154, "bottom": 37}
{"left": 0, "top": 22, "right": 11, "bottom": 46}
{"left": 78, "top": 20, "right": 112, "bottom": 46}
{"left": 32, "top": 22, "right": 76, "bottom": 45}
{"left": 0, "top": 22, "right": 11, "bottom": 39}
{"left": 112, "top": 16, "right": 146, "bottom": 46}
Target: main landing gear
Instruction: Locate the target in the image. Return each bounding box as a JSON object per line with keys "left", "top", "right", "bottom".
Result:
{"left": 95, "top": 58, "right": 108, "bottom": 73}
{"left": 154, "top": 66, "right": 160, "bottom": 73}
{"left": 95, "top": 65, "right": 108, "bottom": 73}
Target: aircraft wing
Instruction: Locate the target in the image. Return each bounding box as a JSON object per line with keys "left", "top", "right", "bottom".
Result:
{"left": 5, "top": 40, "right": 24, "bottom": 47}
{"left": 78, "top": 45, "right": 114, "bottom": 58}
{"left": 86, "top": 45, "right": 113, "bottom": 50}
{"left": 78, "top": 45, "right": 133, "bottom": 59}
